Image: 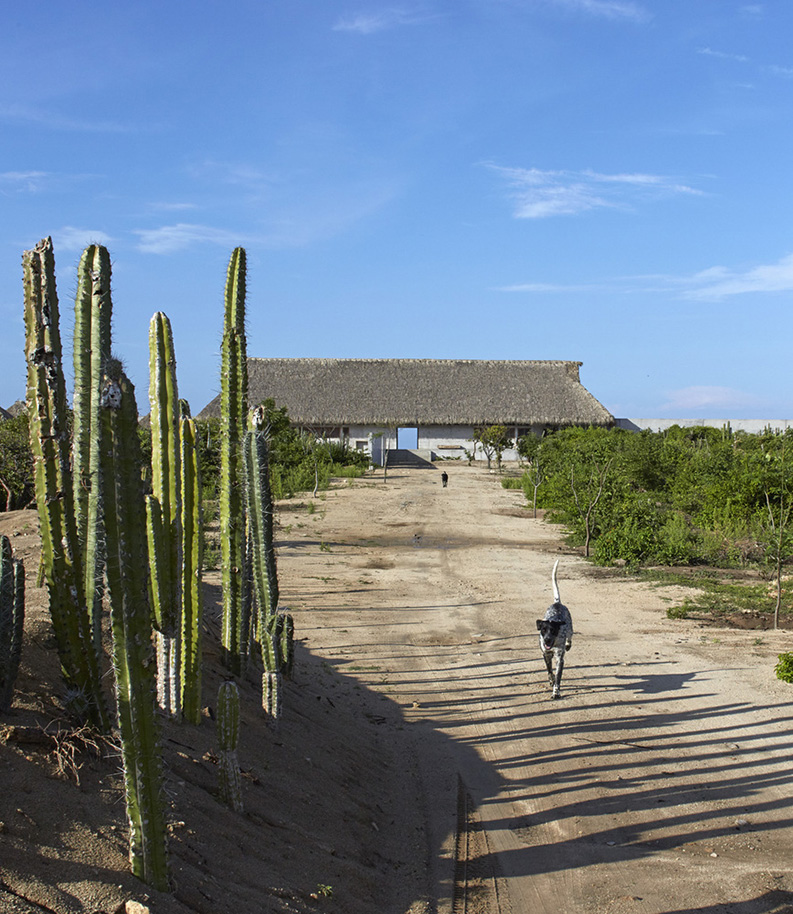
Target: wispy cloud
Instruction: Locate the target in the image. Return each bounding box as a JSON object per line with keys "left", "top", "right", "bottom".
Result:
{"left": 147, "top": 202, "right": 200, "bottom": 212}
{"left": 549, "top": 0, "right": 650, "bottom": 22}
{"left": 0, "top": 103, "right": 132, "bottom": 133}
{"left": 487, "top": 164, "right": 703, "bottom": 219}
{"left": 681, "top": 253, "right": 793, "bottom": 300}
{"left": 0, "top": 171, "right": 50, "bottom": 193}
{"left": 659, "top": 385, "right": 763, "bottom": 413}
{"left": 133, "top": 224, "right": 249, "bottom": 254}
{"left": 333, "top": 7, "right": 434, "bottom": 34}
{"left": 498, "top": 252, "right": 793, "bottom": 301}
{"left": 697, "top": 47, "right": 749, "bottom": 64}
{"left": 766, "top": 64, "right": 793, "bottom": 79}
{"left": 53, "top": 226, "right": 114, "bottom": 252}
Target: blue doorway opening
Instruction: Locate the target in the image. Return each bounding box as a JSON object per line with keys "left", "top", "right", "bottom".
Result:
{"left": 397, "top": 427, "right": 418, "bottom": 449}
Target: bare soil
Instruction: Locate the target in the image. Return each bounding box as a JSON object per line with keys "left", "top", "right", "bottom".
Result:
{"left": 2, "top": 464, "right": 793, "bottom": 914}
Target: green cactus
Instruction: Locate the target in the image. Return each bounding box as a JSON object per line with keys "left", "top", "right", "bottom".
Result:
{"left": 0, "top": 536, "right": 25, "bottom": 713}
{"left": 220, "top": 248, "right": 249, "bottom": 675}
{"left": 258, "top": 613, "right": 293, "bottom": 722}
{"left": 147, "top": 312, "right": 183, "bottom": 717}
{"left": 261, "top": 670, "right": 281, "bottom": 723}
{"left": 100, "top": 367, "right": 170, "bottom": 891}
{"left": 276, "top": 611, "right": 295, "bottom": 680}
{"left": 244, "top": 408, "right": 279, "bottom": 625}
{"left": 216, "top": 680, "right": 243, "bottom": 812}
{"left": 179, "top": 402, "right": 203, "bottom": 725}
{"left": 22, "top": 237, "right": 109, "bottom": 731}
{"left": 72, "top": 244, "right": 112, "bottom": 655}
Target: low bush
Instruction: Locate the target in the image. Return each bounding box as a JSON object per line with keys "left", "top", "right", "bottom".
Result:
{"left": 775, "top": 653, "right": 793, "bottom": 683}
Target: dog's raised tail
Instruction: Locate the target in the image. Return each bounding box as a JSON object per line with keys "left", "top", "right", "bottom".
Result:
{"left": 552, "top": 559, "right": 561, "bottom": 604}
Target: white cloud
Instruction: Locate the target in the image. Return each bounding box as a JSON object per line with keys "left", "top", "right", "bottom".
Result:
{"left": 498, "top": 252, "right": 793, "bottom": 301}
{"left": 766, "top": 64, "right": 793, "bottom": 79}
{"left": 550, "top": 0, "right": 650, "bottom": 22}
{"left": 487, "top": 164, "right": 703, "bottom": 219}
{"left": 333, "top": 8, "right": 433, "bottom": 34}
{"left": 53, "top": 226, "right": 114, "bottom": 252}
{"left": 148, "top": 202, "right": 199, "bottom": 212}
{"left": 0, "top": 103, "right": 131, "bottom": 133}
{"left": 697, "top": 47, "right": 749, "bottom": 64}
{"left": 133, "top": 224, "right": 248, "bottom": 254}
{"left": 658, "top": 386, "right": 763, "bottom": 413}
{"left": 0, "top": 171, "right": 50, "bottom": 193}
{"left": 682, "top": 253, "right": 793, "bottom": 300}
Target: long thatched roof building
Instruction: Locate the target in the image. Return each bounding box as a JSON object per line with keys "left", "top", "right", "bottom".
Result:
{"left": 201, "top": 358, "right": 614, "bottom": 429}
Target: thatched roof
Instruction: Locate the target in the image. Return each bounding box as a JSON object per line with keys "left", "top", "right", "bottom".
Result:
{"left": 199, "top": 358, "right": 614, "bottom": 427}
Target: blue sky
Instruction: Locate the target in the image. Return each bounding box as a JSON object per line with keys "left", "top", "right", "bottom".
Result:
{"left": 2, "top": 1, "right": 792, "bottom": 420}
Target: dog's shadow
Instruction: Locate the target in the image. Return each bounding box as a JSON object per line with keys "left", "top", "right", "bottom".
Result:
{"left": 615, "top": 669, "right": 698, "bottom": 694}
{"left": 567, "top": 661, "right": 700, "bottom": 696}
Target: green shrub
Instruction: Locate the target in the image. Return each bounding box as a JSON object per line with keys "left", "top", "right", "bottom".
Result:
{"left": 775, "top": 652, "right": 793, "bottom": 683}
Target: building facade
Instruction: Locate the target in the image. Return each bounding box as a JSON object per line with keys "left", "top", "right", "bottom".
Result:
{"left": 199, "top": 358, "right": 615, "bottom": 462}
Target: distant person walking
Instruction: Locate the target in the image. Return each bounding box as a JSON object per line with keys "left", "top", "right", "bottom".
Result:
{"left": 441, "top": 471, "right": 448, "bottom": 488}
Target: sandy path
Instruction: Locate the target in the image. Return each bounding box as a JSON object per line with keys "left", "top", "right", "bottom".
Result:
{"left": 280, "top": 464, "right": 793, "bottom": 914}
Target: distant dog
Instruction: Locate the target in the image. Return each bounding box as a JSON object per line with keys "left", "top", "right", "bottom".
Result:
{"left": 536, "top": 560, "right": 573, "bottom": 699}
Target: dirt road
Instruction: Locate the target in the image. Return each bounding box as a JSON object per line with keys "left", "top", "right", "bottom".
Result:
{"left": 280, "top": 463, "right": 793, "bottom": 914}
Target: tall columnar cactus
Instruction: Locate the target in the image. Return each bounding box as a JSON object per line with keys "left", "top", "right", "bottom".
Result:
{"left": 147, "top": 313, "right": 183, "bottom": 717}
{"left": 220, "top": 248, "right": 249, "bottom": 674}
{"left": 22, "top": 238, "right": 109, "bottom": 730}
{"left": 72, "top": 244, "right": 112, "bottom": 654}
{"left": 100, "top": 367, "right": 170, "bottom": 891}
{"left": 244, "top": 407, "right": 279, "bottom": 625}
{"left": 179, "top": 401, "right": 203, "bottom": 725}
{"left": 0, "top": 536, "right": 25, "bottom": 713}
{"left": 216, "top": 680, "right": 243, "bottom": 812}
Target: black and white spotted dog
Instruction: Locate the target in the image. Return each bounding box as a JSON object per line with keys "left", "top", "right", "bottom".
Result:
{"left": 536, "top": 559, "right": 573, "bottom": 699}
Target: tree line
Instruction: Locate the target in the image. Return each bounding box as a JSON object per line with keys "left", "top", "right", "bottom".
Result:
{"left": 508, "top": 424, "right": 792, "bottom": 613}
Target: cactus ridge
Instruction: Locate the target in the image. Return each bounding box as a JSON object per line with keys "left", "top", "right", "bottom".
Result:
{"left": 216, "top": 680, "right": 243, "bottom": 812}
{"left": 22, "top": 238, "right": 109, "bottom": 730}
{"left": 262, "top": 670, "right": 282, "bottom": 723}
{"left": 100, "top": 371, "right": 170, "bottom": 891}
{"left": 244, "top": 423, "right": 279, "bottom": 625}
{"left": 0, "top": 536, "right": 25, "bottom": 712}
{"left": 220, "top": 249, "right": 249, "bottom": 675}
{"left": 147, "top": 312, "right": 186, "bottom": 719}
{"left": 72, "top": 244, "right": 112, "bottom": 654}
{"left": 180, "top": 410, "right": 203, "bottom": 724}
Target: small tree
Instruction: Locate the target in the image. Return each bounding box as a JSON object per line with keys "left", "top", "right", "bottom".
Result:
{"left": 473, "top": 425, "right": 513, "bottom": 472}
{"left": 570, "top": 457, "right": 614, "bottom": 558}
{"left": 754, "top": 442, "right": 793, "bottom": 629}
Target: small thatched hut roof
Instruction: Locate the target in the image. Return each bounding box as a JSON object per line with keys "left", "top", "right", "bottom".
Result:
{"left": 200, "top": 358, "right": 613, "bottom": 428}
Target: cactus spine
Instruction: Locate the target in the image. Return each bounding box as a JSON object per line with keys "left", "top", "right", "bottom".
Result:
{"left": 22, "top": 238, "right": 109, "bottom": 730}
{"left": 0, "top": 536, "right": 25, "bottom": 713}
{"left": 220, "top": 248, "right": 249, "bottom": 674}
{"left": 100, "top": 369, "right": 170, "bottom": 891}
{"left": 72, "top": 245, "right": 112, "bottom": 654}
{"left": 216, "top": 680, "right": 243, "bottom": 812}
{"left": 179, "top": 401, "right": 203, "bottom": 724}
{"left": 147, "top": 313, "right": 183, "bottom": 717}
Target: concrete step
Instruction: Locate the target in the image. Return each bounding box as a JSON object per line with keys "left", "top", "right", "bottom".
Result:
{"left": 386, "top": 448, "right": 435, "bottom": 468}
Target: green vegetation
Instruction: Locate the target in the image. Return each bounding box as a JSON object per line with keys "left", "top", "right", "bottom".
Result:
{"left": 0, "top": 413, "right": 33, "bottom": 511}
{"left": 508, "top": 424, "right": 793, "bottom": 624}
{"left": 775, "top": 652, "right": 793, "bottom": 683}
